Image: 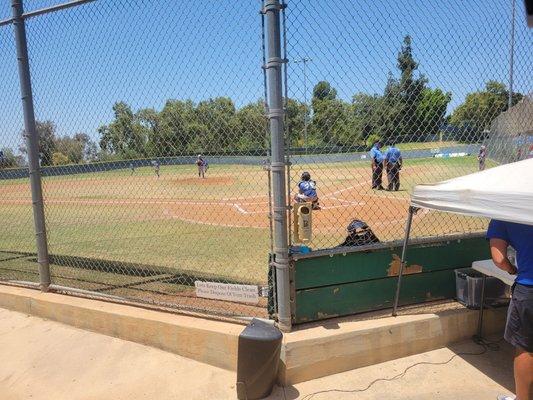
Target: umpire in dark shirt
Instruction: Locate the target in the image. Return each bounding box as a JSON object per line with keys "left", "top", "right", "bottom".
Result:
{"left": 369, "top": 141, "right": 384, "bottom": 190}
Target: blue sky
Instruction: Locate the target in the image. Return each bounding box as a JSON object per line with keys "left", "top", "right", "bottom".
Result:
{"left": 0, "top": 0, "right": 531, "bottom": 151}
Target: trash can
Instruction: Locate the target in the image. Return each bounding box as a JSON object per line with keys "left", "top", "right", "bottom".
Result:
{"left": 454, "top": 268, "right": 510, "bottom": 309}
{"left": 236, "top": 318, "right": 282, "bottom": 400}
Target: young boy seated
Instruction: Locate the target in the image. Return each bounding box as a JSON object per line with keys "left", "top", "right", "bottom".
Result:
{"left": 294, "top": 171, "right": 320, "bottom": 210}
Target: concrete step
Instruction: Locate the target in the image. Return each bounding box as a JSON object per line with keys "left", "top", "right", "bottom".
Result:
{"left": 0, "top": 284, "right": 506, "bottom": 385}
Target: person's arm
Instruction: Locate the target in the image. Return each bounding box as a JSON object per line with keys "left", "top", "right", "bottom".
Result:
{"left": 489, "top": 238, "right": 517, "bottom": 275}
{"left": 399, "top": 155, "right": 403, "bottom": 168}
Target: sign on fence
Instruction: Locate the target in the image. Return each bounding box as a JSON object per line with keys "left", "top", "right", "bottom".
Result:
{"left": 195, "top": 281, "right": 259, "bottom": 304}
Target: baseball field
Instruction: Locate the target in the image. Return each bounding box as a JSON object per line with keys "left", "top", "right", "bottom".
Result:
{"left": 0, "top": 155, "right": 489, "bottom": 311}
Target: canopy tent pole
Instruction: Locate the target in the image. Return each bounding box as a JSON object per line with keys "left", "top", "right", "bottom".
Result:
{"left": 392, "top": 206, "right": 416, "bottom": 316}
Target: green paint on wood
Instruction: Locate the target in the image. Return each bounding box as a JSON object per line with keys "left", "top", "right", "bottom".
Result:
{"left": 295, "top": 269, "right": 456, "bottom": 323}
{"left": 294, "top": 236, "right": 489, "bottom": 290}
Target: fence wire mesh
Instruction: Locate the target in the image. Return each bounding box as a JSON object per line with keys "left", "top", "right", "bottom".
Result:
{"left": 0, "top": 0, "right": 532, "bottom": 321}
{"left": 487, "top": 95, "right": 533, "bottom": 164}
{"left": 285, "top": 0, "right": 533, "bottom": 251}
{"left": 1, "top": 0, "right": 273, "bottom": 318}
{"left": 0, "top": 24, "right": 40, "bottom": 284}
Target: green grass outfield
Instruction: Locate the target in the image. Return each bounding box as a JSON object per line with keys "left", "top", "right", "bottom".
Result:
{"left": 0, "top": 156, "right": 492, "bottom": 292}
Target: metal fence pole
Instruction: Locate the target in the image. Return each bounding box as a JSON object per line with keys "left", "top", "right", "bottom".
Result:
{"left": 264, "top": 0, "right": 291, "bottom": 332}
{"left": 508, "top": 0, "right": 516, "bottom": 109}
{"left": 392, "top": 206, "right": 415, "bottom": 316}
{"left": 11, "top": 0, "right": 51, "bottom": 292}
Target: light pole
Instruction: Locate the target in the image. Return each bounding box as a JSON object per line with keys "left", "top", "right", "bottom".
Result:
{"left": 294, "top": 57, "right": 312, "bottom": 154}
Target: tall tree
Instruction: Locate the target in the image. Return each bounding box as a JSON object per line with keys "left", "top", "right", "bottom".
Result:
{"left": 450, "top": 81, "right": 523, "bottom": 141}
{"left": 0, "top": 148, "right": 23, "bottom": 169}
{"left": 98, "top": 102, "right": 147, "bottom": 158}
{"left": 19, "top": 120, "right": 57, "bottom": 166}
{"left": 377, "top": 36, "right": 428, "bottom": 142}
{"left": 285, "top": 98, "right": 308, "bottom": 147}
{"left": 416, "top": 88, "right": 452, "bottom": 139}
{"left": 310, "top": 81, "right": 353, "bottom": 146}
{"left": 196, "top": 97, "right": 237, "bottom": 151}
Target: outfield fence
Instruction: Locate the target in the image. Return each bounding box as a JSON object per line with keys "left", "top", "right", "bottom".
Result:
{"left": 0, "top": 0, "right": 532, "bottom": 330}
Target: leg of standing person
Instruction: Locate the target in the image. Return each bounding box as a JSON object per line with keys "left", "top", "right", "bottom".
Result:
{"left": 386, "top": 164, "right": 393, "bottom": 191}
{"left": 394, "top": 163, "right": 400, "bottom": 191}
{"left": 514, "top": 347, "right": 533, "bottom": 400}
{"left": 503, "top": 284, "right": 533, "bottom": 400}
{"left": 376, "top": 162, "right": 384, "bottom": 190}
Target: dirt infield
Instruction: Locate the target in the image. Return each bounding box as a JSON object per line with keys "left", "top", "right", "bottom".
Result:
{"left": 0, "top": 158, "right": 487, "bottom": 318}
{"left": 0, "top": 161, "right": 483, "bottom": 241}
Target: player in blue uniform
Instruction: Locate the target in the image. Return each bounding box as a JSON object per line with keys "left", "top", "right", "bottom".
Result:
{"left": 478, "top": 145, "right": 487, "bottom": 171}
{"left": 369, "top": 141, "right": 385, "bottom": 190}
{"left": 294, "top": 171, "right": 320, "bottom": 210}
{"left": 384, "top": 144, "right": 403, "bottom": 191}
{"left": 487, "top": 220, "right": 533, "bottom": 400}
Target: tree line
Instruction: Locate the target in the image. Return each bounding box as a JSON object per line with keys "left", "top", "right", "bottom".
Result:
{"left": 1, "top": 35, "right": 522, "bottom": 169}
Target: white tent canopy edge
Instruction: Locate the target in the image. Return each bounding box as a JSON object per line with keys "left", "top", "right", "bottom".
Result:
{"left": 392, "top": 158, "right": 533, "bottom": 316}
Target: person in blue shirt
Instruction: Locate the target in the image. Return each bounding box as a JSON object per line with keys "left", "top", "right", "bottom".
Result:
{"left": 487, "top": 219, "right": 533, "bottom": 400}
{"left": 294, "top": 171, "right": 320, "bottom": 210}
{"left": 384, "top": 145, "right": 403, "bottom": 191}
{"left": 369, "top": 141, "right": 384, "bottom": 190}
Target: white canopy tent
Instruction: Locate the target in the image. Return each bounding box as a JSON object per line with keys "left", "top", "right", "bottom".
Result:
{"left": 392, "top": 158, "right": 533, "bottom": 315}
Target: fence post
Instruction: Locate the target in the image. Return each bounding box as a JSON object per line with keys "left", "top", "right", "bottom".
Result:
{"left": 264, "top": 0, "right": 291, "bottom": 332}
{"left": 11, "top": 0, "right": 51, "bottom": 292}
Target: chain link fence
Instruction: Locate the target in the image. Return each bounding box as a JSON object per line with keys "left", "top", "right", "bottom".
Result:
{"left": 487, "top": 95, "right": 533, "bottom": 164}
{"left": 284, "top": 0, "right": 533, "bottom": 251}
{"left": 0, "top": 19, "right": 40, "bottom": 285}
{"left": 0, "top": 0, "right": 532, "bottom": 323}
{"left": 1, "top": 0, "right": 273, "bottom": 319}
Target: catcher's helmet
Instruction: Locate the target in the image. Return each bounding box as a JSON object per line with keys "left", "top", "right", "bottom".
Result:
{"left": 301, "top": 171, "right": 311, "bottom": 181}
{"left": 347, "top": 219, "right": 369, "bottom": 232}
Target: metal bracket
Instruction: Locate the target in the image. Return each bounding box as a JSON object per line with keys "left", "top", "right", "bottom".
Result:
{"left": 266, "top": 108, "right": 285, "bottom": 119}
{"left": 260, "top": 0, "right": 287, "bottom": 14}
{"left": 263, "top": 57, "right": 288, "bottom": 69}
{"left": 270, "top": 260, "right": 289, "bottom": 271}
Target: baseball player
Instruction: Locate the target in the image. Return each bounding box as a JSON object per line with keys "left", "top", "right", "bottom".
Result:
{"left": 369, "top": 141, "right": 385, "bottom": 190}
{"left": 196, "top": 154, "right": 208, "bottom": 178}
{"left": 129, "top": 162, "right": 135, "bottom": 175}
{"left": 152, "top": 160, "right": 160, "bottom": 178}
{"left": 294, "top": 171, "right": 320, "bottom": 210}
{"left": 478, "top": 145, "right": 487, "bottom": 171}
{"left": 384, "top": 144, "right": 403, "bottom": 191}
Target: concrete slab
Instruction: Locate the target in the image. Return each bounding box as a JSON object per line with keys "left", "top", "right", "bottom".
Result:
{"left": 0, "top": 285, "right": 244, "bottom": 371}
{"left": 269, "top": 339, "right": 515, "bottom": 400}
{"left": 0, "top": 285, "right": 508, "bottom": 386}
{"left": 0, "top": 308, "right": 515, "bottom": 400}
{"left": 280, "top": 302, "right": 507, "bottom": 384}
{"left": 0, "top": 308, "right": 237, "bottom": 400}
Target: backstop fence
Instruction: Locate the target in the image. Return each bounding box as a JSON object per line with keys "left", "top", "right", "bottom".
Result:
{"left": 0, "top": 0, "right": 531, "bottom": 329}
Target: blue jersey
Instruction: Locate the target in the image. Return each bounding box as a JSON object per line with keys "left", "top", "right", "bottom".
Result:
{"left": 369, "top": 146, "right": 384, "bottom": 163}
{"left": 298, "top": 180, "right": 317, "bottom": 197}
{"left": 487, "top": 220, "right": 533, "bottom": 285}
{"left": 385, "top": 147, "right": 402, "bottom": 164}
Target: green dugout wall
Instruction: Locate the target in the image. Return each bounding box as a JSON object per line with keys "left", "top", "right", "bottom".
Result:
{"left": 290, "top": 234, "right": 489, "bottom": 324}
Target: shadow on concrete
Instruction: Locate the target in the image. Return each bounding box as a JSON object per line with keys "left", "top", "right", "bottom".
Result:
{"left": 449, "top": 336, "right": 515, "bottom": 394}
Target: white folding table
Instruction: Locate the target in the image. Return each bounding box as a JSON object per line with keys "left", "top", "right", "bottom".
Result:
{"left": 471, "top": 260, "right": 515, "bottom": 338}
